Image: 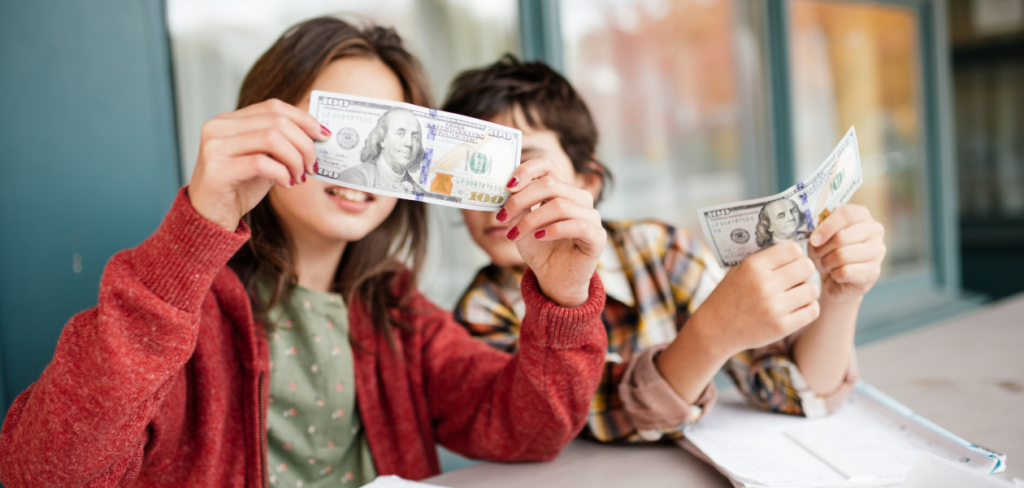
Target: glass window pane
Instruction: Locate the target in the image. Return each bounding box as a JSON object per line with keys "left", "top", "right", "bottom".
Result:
{"left": 561, "top": 0, "right": 772, "bottom": 232}
{"left": 789, "top": 0, "right": 930, "bottom": 275}
{"left": 167, "top": 0, "right": 520, "bottom": 181}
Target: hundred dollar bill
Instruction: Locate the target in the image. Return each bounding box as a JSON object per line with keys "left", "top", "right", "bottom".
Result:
{"left": 308, "top": 90, "right": 522, "bottom": 211}
{"left": 698, "top": 126, "right": 863, "bottom": 268}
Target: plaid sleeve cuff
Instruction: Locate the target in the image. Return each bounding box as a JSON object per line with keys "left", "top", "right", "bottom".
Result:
{"left": 725, "top": 347, "right": 859, "bottom": 418}
{"left": 619, "top": 344, "right": 718, "bottom": 440}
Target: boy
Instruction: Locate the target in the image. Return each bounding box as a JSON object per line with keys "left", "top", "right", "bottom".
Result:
{"left": 442, "top": 56, "right": 887, "bottom": 443}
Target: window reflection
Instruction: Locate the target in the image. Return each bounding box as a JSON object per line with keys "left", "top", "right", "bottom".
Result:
{"left": 789, "top": 0, "right": 929, "bottom": 274}
{"left": 561, "top": 0, "right": 770, "bottom": 231}
{"left": 167, "top": 0, "right": 520, "bottom": 181}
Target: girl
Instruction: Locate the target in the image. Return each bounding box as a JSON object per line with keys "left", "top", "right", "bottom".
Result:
{"left": 444, "top": 56, "right": 887, "bottom": 443}
{"left": 0, "top": 19, "right": 608, "bottom": 487}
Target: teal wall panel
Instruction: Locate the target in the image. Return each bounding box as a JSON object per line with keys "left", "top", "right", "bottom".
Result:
{"left": 0, "top": 0, "right": 180, "bottom": 420}
{"left": 519, "top": 0, "right": 563, "bottom": 72}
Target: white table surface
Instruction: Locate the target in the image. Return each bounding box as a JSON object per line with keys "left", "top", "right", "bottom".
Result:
{"left": 425, "top": 293, "right": 1024, "bottom": 487}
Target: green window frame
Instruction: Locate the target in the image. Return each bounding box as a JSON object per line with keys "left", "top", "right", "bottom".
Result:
{"left": 520, "top": 0, "right": 981, "bottom": 340}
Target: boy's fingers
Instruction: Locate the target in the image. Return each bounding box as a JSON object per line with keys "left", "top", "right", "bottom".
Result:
{"left": 812, "top": 220, "right": 884, "bottom": 257}
{"left": 748, "top": 241, "right": 805, "bottom": 271}
{"left": 774, "top": 255, "right": 816, "bottom": 291}
{"left": 222, "top": 99, "right": 329, "bottom": 142}
{"left": 809, "top": 204, "right": 870, "bottom": 247}
{"left": 780, "top": 281, "right": 820, "bottom": 315}
{"left": 781, "top": 300, "right": 821, "bottom": 331}
{"left": 829, "top": 262, "right": 881, "bottom": 285}
{"left": 818, "top": 239, "right": 886, "bottom": 273}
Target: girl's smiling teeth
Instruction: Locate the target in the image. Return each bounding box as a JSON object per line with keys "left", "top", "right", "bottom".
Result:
{"left": 326, "top": 186, "right": 372, "bottom": 203}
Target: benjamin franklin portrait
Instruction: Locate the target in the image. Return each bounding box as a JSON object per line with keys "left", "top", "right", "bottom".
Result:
{"left": 755, "top": 198, "right": 809, "bottom": 249}
{"left": 338, "top": 108, "right": 426, "bottom": 195}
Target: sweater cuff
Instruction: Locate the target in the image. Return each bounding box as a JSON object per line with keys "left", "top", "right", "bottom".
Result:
{"left": 131, "top": 187, "right": 251, "bottom": 312}
{"left": 520, "top": 268, "right": 606, "bottom": 349}
{"left": 619, "top": 344, "right": 718, "bottom": 433}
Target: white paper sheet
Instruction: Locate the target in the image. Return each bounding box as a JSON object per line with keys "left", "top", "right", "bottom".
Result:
{"left": 363, "top": 475, "right": 451, "bottom": 488}
{"left": 682, "top": 388, "right": 1001, "bottom": 488}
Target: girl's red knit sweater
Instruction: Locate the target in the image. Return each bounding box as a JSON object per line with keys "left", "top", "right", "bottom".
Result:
{"left": 0, "top": 188, "right": 608, "bottom": 487}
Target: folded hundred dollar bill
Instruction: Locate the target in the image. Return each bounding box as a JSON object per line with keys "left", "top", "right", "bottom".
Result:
{"left": 308, "top": 90, "right": 522, "bottom": 211}
{"left": 698, "top": 126, "right": 863, "bottom": 268}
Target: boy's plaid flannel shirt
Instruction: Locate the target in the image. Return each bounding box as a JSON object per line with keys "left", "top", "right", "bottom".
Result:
{"left": 454, "top": 220, "right": 850, "bottom": 443}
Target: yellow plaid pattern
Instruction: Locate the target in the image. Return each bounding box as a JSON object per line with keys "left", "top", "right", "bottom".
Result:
{"left": 453, "top": 220, "right": 818, "bottom": 442}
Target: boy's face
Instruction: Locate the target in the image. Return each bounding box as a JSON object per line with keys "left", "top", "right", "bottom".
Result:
{"left": 461, "top": 105, "right": 596, "bottom": 268}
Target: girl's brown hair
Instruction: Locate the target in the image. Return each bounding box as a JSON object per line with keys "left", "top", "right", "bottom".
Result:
{"left": 229, "top": 17, "right": 433, "bottom": 350}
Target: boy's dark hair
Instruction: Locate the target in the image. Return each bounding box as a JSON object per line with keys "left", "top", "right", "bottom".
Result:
{"left": 442, "top": 54, "right": 612, "bottom": 203}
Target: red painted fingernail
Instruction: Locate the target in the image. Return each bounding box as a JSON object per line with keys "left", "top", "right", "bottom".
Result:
{"left": 534, "top": 229, "right": 546, "bottom": 239}
{"left": 506, "top": 226, "right": 519, "bottom": 240}
{"left": 507, "top": 177, "right": 518, "bottom": 189}
{"left": 320, "top": 125, "right": 331, "bottom": 137}
{"left": 301, "top": 174, "right": 307, "bottom": 183}
{"left": 289, "top": 178, "right": 295, "bottom": 187}
{"left": 313, "top": 161, "right": 319, "bottom": 174}
{"left": 496, "top": 208, "right": 507, "bottom": 222}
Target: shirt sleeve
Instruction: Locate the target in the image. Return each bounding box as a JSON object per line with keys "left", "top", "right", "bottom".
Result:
{"left": 665, "top": 227, "right": 725, "bottom": 315}
{"left": 665, "top": 227, "right": 859, "bottom": 418}
{"left": 617, "top": 344, "right": 718, "bottom": 441}
{"left": 423, "top": 269, "right": 608, "bottom": 463}
{"left": 452, "top": 267, "right": 523, "bottom": 353}
{"left": 603, "top": 224, "right": 725, "bottom": 441}
{"left": 725, "top": 332, "right": 859, "bottom": 417}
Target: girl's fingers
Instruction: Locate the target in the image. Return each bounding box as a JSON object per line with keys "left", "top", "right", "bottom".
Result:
{"left": 500, "top": 175, "right": 594, "bottom": 224}
{"left": 213, "top": 129, "right": 306, "bottom": 185}
{"left": 531, "top": 218, "right": 608, "bottom": 257}
{"left": 204, "top": 114, "right": 318, "bottom": 174}
{"left": 507, "top": 197, "right": 600, "bottom": 242}
{"left": 234, "top": 154, "right": 294, "bottom": 189}
{"left": 818, "top": 238, "right": 886, "bottom": 273}
{"left": 810, "top": 220, "right": 884, "bottom": 257}
{"left": 219, "top": 98, "right": 329, "bottom": 143}
{"left": 505, "top": 155, "right": 564, "bottom": 192}
{"left": 748, "top": 241, "right": 806, "bottom": 271}
{"left": 829, "top": 262, "right": 881, "bottom": 285}
{"left": 780, "top": 281, "right": 821, "bottom": 315}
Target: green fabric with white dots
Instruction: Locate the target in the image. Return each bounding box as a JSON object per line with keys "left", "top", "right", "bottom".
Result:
{"left": 265, "top": 285, "right": 377, "bottom": 487}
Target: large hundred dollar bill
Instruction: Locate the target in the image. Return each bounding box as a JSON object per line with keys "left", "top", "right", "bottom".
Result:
{"left": 308, "top": 90, "right": 522, "bottom": 211}
{"left": 698, "top": 126, "right": 863, "bottom": 268}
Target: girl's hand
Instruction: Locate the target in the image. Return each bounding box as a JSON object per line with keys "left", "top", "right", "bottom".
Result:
{"left": 688, "top": 242, "right": 821, "bottom": 357}
{"left": 808, "top": 204, "right": 886, "bottom": 303}
{"left": 499, "top": 156, "right": 607, "bottom": 308}
{"left": 187, "top": 99, "right": 328, "bottom": 232}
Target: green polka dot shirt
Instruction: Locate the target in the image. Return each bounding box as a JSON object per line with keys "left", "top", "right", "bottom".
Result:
{"left": 265, "top": 285, "right": 376, "bottom": 487}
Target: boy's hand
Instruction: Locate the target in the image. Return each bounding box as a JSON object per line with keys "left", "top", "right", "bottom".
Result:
{"left": 808, "top": 204, "right": 886, "bottom": 303}
{"left": 688, "top": 242, "right": 820, "bottom": 357}
{"left": 499, "top": 156, "right": 606, "bottom": 308}
{"left": 188, "top": 99, "right": 328, "bottom": 232}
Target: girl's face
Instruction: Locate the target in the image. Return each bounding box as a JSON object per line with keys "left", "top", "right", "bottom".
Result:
{"left": 461, "top": 105, "right": 601, "bottom": 267}
{"left": 269, "top": 57, "right": 403, "bottom": 245}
